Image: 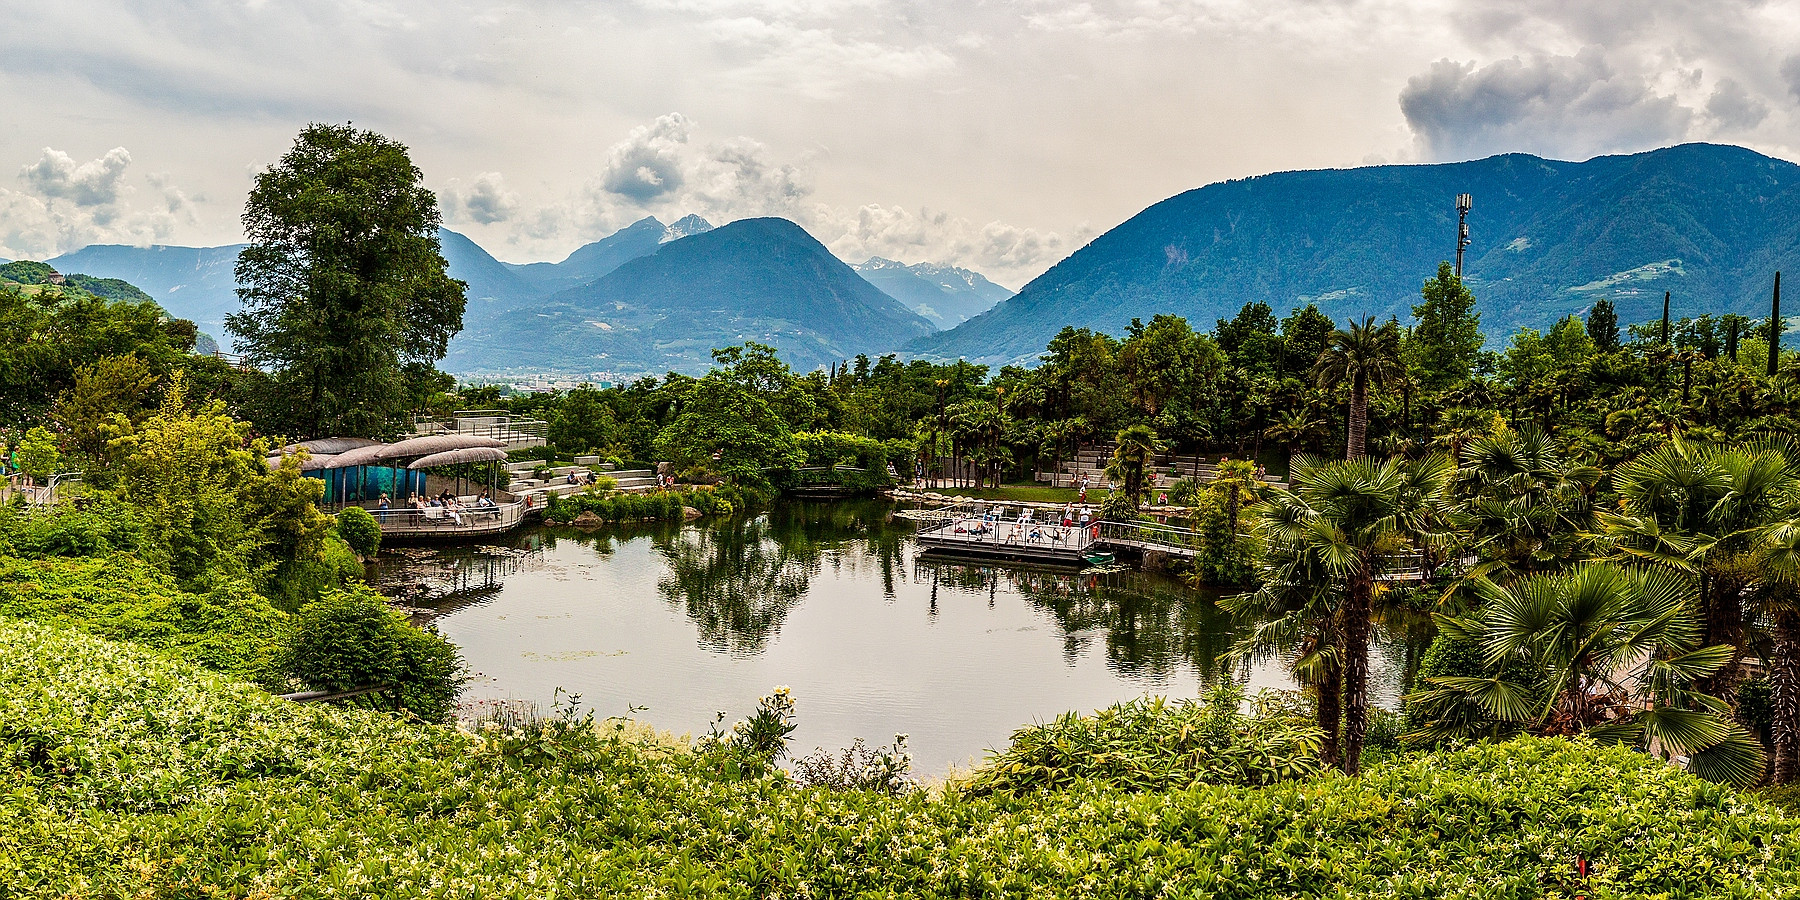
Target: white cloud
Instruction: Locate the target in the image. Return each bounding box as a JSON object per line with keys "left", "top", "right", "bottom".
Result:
{"left": 823, "top": 202, "right": 1091, "bottom": 288}
{"left": 0, "top": 146, "right": 200, "bottom": 259}
{"left": 600, "top": 114, "right": 693, "bottom": 203}
{"left": 442, "top": 171, "right": 521, "bottom": 225}
{"left": 20, "top": 146, "right": 132, "bottom": 207}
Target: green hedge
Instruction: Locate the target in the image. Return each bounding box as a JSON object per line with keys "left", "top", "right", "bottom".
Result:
{"left": 544, "top": 487, "right": 741, "bottom": 524}
{"left": 6, "top": 619, "right": 1800, "bottom": 897}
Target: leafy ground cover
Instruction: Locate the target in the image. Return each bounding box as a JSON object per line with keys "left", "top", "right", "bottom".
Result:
{"left": 6, "top": 618, "right": 1800, "bottom": 898}
{"left": 0, "top": 553, "right": 288, "bottom": 683}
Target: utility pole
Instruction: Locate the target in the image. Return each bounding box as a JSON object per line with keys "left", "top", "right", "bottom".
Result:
{"left": 1454, "top": 193, "right": 1473, "bottom": 278}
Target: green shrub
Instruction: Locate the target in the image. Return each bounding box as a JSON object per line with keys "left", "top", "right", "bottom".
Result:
{"left": 965, "top": 684, "right": 1325, "bottom": 796}
{"left": 0, "top": 501, "right": 143, "bottom": 559}
{"left": 1403, "top": 630, "right": 1540, "bottom": 747}
{"left": 282, "top": 587, "right": 465, "bottom": 723}
{"left": 544, "top": 487, "right": 740, "bottom": 524}
{"left": 263, "top": 533, "right": 364, "bottom": 612}
{"left": 0, "top": 554, "right": 287, "bottom": 682}
{"left": 7, "top": 619, "right": 1800, "bottom": 897}
{"left": 336, "top": 506, "right": 381, "bottom": 557}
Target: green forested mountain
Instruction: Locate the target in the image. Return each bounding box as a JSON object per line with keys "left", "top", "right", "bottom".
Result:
{"left": 47, "top": 243, "right": 245, "bottom": 341}
{"left": 914, "top": 143, "right": 1800, "bottom": 366}
{"left": 446, "top": 217, "right": 936, "bottom": 373}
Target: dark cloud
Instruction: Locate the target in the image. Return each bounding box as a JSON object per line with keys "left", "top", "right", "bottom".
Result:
{"left": 1399, "top": 49, "right": 1693, "bottom": 161}
{"left": 1783, "top": 54, "right": 1800, "bottom": 103}
{"left": 1706, "top": 78, "right": 1768, "bottom": 131}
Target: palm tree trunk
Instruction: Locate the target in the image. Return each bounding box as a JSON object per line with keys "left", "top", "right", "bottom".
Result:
{"left": 1316, "top": 621, "right": 1342, "bottom": 770}
{"left": 1774, "top": 609, "right": 1800, "bottom": 784}
{"left": 1341, "top": 571, "right": 1373, "bottom": 776}
{"left": 1346, "top": 379, "right": 1368, "bottom": 460}
{"left": 1703, "top": 573, "right": 1746, "bottom": 704}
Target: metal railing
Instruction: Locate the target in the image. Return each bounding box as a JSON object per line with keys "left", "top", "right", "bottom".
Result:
{"left": 374, "top": 501, "right": 526, "bottom": 537}
{"left": 1094, "top": 519, "right": 1200, "bottom": 557}
{"left": 1, "top": 471, "right": 83, "bottom": 506}
{"left": 410, "top": 409, "right": 547, "bottom": 447}
{"left": 914, "top": 503, "right": 1100, "bottom": 554}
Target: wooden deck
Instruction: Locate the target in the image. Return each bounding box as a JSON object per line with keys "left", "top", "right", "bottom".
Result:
{"left": 374, "top": 502, "right": 527, "bottom": 539}
{"left": 910, "top": 501, "right": 1205, "bottom": 565}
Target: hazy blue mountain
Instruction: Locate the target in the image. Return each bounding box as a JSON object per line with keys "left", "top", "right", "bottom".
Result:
{"left": 913, "top": 143, "right": 1800, "bottom": 366}
{"left": 43, "top": 229, "right": 537, "bottom": 351}
{"left": 48, "top": 243, "right": 246, "bottom": 341}
{"left": 853, "top": 257, "right": 1013, "bottom": 329}
{"left": 506, "top": 215, "right": 716, "bottom": 294}
{"left": 435, "top": 227, "right": 542, "bottom": 343}
{"left": 449, "top": 217, "right": 935, "bottom": 374}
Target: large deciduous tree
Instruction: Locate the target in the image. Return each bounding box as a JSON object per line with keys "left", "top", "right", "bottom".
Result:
{"left": 228, "top": 123, "right": 466, "bottom": 438}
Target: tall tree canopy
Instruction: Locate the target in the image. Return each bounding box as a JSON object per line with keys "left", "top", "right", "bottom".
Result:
{"left": 228, "top": 123, "right": 466, "bottom": 438}
{"left": 1407, "top": 262, "right": 1483, "bottom": 390}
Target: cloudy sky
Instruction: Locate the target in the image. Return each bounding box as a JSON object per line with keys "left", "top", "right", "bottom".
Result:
{"left": 4, "top": 0, "right": 1800, "bottom": 287}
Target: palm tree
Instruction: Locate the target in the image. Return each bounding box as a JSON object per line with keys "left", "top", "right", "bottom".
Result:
{"left": 1313, "top": 317, "right": 1403, "bottom": 460}
{"left": 1237, "top": 453, "right": 1453, "bottom": 774}
{"left": 1431, "top": 562, "right": 1764, "bottom": 786}
{"left": 1599, "top": 437, "right": 1800, "bottom": 703}
{"left": 1263, "top": 407, "right": 1328, "bottom": 463}
{"left": 1106, "top": 424, "right": 1164, "bottom": 512}
{"left": 1451, "top": 427, "right": 1601, "bottom": 583}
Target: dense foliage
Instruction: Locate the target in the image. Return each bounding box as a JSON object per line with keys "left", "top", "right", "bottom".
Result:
{"left": 6, "top": 621, "right": 1800, "bottom": 897}
{"left": 281, "top": 587, "right": 464, "bottom": 722}
{"left": 544, "top": 485, "right": 741, "bottom": 523}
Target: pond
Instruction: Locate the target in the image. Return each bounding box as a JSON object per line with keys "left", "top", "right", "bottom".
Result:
{"left": 373, "top": 499, "right": 1414, "bottom": 774}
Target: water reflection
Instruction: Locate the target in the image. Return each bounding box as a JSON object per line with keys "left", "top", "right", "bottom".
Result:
{"left": 386, "top": 499, "right": 1409, "bottom": 769}
{"left": 913, "top": 559, "right": 1243, "bottom": 682}
{"left": 655, "top": 516, "right": 815, "bottom": 655}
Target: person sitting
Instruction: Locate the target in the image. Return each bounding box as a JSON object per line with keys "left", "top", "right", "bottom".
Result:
{"left": 567, "top": 471, "right": 579, "bottom": 485}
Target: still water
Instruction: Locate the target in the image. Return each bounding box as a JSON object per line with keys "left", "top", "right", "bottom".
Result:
{"left": 375, "top": 500, "right": 1406, "bottom": 773}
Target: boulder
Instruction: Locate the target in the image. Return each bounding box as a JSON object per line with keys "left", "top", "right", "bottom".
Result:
{"left": 682, "top": 506, "right": 702, "bottom": 520}
{"left": 571, "top": 511, "right": 604, "bottom": 528}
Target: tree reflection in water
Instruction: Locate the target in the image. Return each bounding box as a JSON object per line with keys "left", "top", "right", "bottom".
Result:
{"left": 656, "top": 515, "right": 817, "bottom": 655}
{"left": 913, "top": 559, "right": 1244, "bottom": 682}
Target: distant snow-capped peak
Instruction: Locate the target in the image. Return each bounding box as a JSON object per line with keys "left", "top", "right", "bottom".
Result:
{"left": 661, "top": 215, "right": 715, "bottom": 243}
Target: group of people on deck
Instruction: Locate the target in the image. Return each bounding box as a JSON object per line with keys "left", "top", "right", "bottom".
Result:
{"left": 375, "top": 490, "right": 499, "bottom": 525}
{"left": 954, "top": 503, "right": 1094, "bottom": 547}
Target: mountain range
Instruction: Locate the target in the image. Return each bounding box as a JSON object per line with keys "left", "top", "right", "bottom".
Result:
{"left": 21, "top": 142, "right": 1800, "bottom": 374}
{"left": 444, "top": 217, "right": 936, "bottom": 373}
{"left": 42, "top": 213, "right": 1006, "bottom": 372}
{"left": 913, "top": 143, "right": 1800, "bottom": 366}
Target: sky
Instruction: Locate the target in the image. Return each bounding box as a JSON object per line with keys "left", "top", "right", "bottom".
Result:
{"left": 4, "top": 0, "right": 1800, "bottom": 288}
